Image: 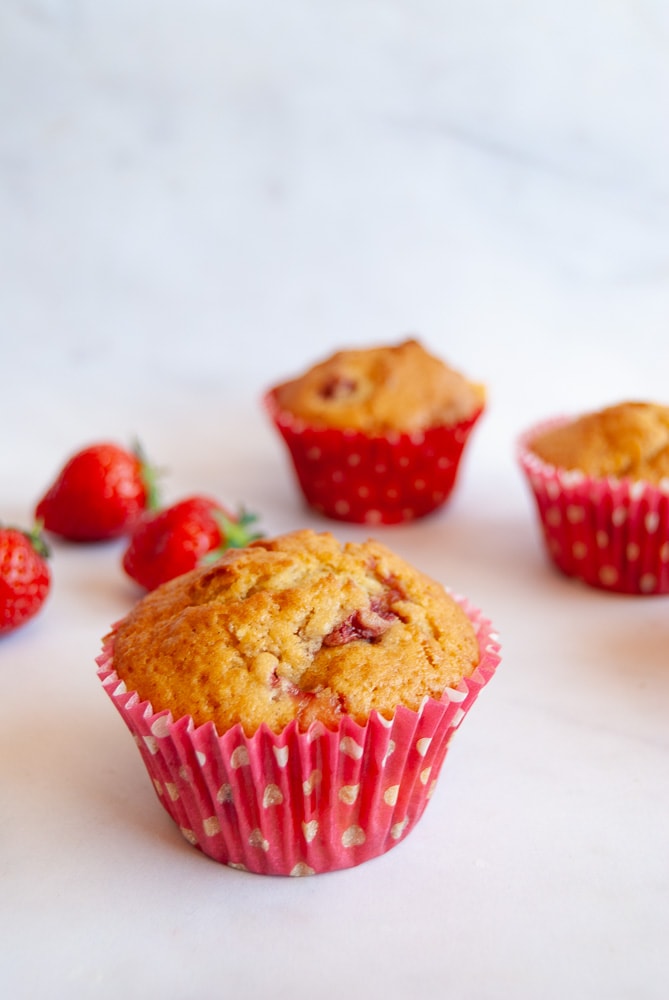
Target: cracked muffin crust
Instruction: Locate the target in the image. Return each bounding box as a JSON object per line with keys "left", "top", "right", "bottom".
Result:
{"left": 271, "top": 338, "right": 485, "bottom": 433}
{"left": 528, "top": 401, "right": 669, "bottom": 484}
{"left": 111, "top": 529, "right": 480, "bottom": 736}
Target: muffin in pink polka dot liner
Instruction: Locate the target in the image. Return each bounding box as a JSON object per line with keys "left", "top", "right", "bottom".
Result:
{"left": 264, "top": 339, "right": 485, "bottom": 524}
{"left": 518, "top": 403, "right": 669, "bottom": 594}
{"left": 97, "top": 530, "right": 501, "bottom": 876}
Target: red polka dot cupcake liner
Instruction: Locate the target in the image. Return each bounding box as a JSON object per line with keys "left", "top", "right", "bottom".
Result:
{"left": 264, "top": 389, "right": 484, "bottom": 525}
{"left": 97, "top": 599, "right": 500, "bottom": 877}
{"left": 518, "top": 419, "right": 669, "bottom": 595}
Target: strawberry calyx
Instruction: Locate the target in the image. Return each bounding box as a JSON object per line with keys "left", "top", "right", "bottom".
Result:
{"left": 1, "top": 521, "right": 50, "bottom": 560}
{"left": 133, "top": 439, "right": 162, "bottom": 512}
{"left": 204, "top": 508, "right": 264, "bottom": 562}
{"left": 26, "top": 521, "right": 50, "bottom": 560}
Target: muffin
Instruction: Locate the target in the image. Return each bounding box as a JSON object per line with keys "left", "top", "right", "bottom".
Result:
{"left": 518, "top": 401, "right": 669, "bottom": 594}
{"left": 98, "top": 529, "right": 501, "bottom": 875}
{"left": 264, "top": 339, "right": 485, "bottom": 524}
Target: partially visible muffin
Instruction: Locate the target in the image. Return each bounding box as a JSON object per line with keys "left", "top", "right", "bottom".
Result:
{"left": 529, "top": 401, "right": 669, "bottom": 484}
{"left": 518, "top": 401, "right": 669, "bottom": 594}
{"left": 264, "top": 339, "right": 485, "bottom": 524}
{"left": 111, "top": 529, "right": 480, "bottom": 736}
{"left": 272, "top": 338, "right": 484, "bottom": 433}
{"left": 98, "top": 529, "right": 500, "bottom": 875}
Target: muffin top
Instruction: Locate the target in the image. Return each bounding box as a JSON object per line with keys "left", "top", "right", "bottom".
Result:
{"left": 271, "top": 339, "right": 485, "bottom": 433}
{"left": 529, "top": 401, "right": 669, "bottom": 483}
{"left": 111, "top": 529, "right": 480, "bottom": 736}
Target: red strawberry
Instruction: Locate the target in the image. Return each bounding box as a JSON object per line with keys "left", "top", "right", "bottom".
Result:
{"left": 0, "top": 525, "right": 51, "bottom": 636}
{"left": 122, "top": 496, "right": 262, "bottom": 591}
{"left": 36, "top": 442, "right": 158, "bottom": 542}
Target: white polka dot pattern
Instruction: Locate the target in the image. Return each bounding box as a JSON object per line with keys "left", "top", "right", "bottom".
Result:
{"left": 290, "top": 863, "right": 315, "bottom": 877}
{"left": 262, "top": 784, "right": 283, "bottom": 807}
{"left": 518, "top": 422, "right": 669, "bottom": 594}
{"left": 263, "top": 388, "right": 483, "bottom": 525}
{"left": 230, "top": 746, "right": 249, "bottom": 769}
{"left": 248, "top": 829, "right": 270, "bottom": 852}
{"left": 339, "top": 736, "right": 363, "bottom": 760}
{"left": 150, "top": 716, "right": 171, "bottom": 739}
{"left": 383, "top": 785, "right": 400, "bottom": 806}
{"left": 390, "top": 818, "right": 409, "bottom": 840}
{"left": 96, "top": 597, "right": 501, "bottom": 877}
{"left": 339, "top": 784, "right": 360, "bottom": 805}
{"left": 342, "top": 826, "right": 366, "bottom": 848}
{"left": 203, "top": 817, "right": 221, "bottom": 837}
{"left": 303, "top": 770, "right": 321, "bottom": 795}
{"left": 165, "top": 782, "right": 179, "bottom": 802}
{"left": 302, "top": 821, "right": 319, "bottom": 843}
{"left": 217, "top": 783, "right": 233, "bottom": 804}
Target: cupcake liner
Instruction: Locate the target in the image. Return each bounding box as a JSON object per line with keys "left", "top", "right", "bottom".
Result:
{"left": 263, "top": 389, "right": 483, "bottom": 524}
{"left": 97, "top": 599, "right": 500, "bottom": 876}
{"left": 518, "top": 419, "right": 669, "bottom": 595}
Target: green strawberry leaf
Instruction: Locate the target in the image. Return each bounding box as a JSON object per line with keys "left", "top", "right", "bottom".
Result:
{"left": 133, "top": 439, "right": 163, "bottom": 512}
{"left": 202, "top": 507, "right": 264, "bottom": 563}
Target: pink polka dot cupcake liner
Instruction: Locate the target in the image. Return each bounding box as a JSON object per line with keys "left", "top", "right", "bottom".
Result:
{"left": 97, "top": 599, "right": 500, "bottom": 877}
{"left": 518, "top": 419, "right": 669, "bottom": 595}
{"left": 263, "top": 389, "right": 484, "bottom": 525}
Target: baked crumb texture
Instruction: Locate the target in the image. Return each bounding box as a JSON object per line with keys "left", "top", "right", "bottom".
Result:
{"left": 272, "top": 338, "right": 485, "bottom": 433}
{"left": 98, "top": 536, "right": 500, "bottom": 875}
{"left": 111, "top": 529, "right": 480, "bottom": 736}
{"left": 529, "top": 401, "right": 669, "bottom": 484}
{"left": 519, "top": 403, "right": 669, "bottom": 594}
{"left": 265, "top": 340, "right": 485, "bottom": 524}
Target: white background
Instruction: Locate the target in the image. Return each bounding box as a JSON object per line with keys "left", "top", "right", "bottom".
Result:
{"left": 2, "top": 2, "right": 668, "bottom": 998}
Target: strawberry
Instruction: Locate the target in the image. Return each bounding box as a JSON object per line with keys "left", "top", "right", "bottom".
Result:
{"left": 35, "top": 442, "right": 159, "bottom": 542}
{"left": 0, "top": 524, "right": 51, "bottom": 636}
{"left": 122, "top": 496, "right": 263, "bottom": 590}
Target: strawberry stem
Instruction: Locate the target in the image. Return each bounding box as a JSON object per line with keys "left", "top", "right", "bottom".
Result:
{"left": 202, "top": 508, "right": 264, "bottom": 563}
{"left": 0, "top": 520, "right": 51, "bottom": 559}
{"left": 214, "top": 508, "right": 264, "bottom": 549}
{"left": 29, "top": 523, "right": 51, "bottom": 559}
{"left": 133, "top": 439, "right": 162, "bottom": 512}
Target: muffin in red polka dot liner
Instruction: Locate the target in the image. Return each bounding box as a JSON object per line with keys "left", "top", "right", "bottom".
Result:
{"left": 518, "top": 402, "right": 669, "bottom": 594}
{"left": 97, "top": 530, "right": 501, "bottom": 876}
{"left": 264, "top": 339, "right": 485, "bottom": 524}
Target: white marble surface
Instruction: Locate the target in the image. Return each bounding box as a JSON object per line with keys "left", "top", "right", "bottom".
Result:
{"left": 2, "top": 2, "right": 669, "bottom": 998}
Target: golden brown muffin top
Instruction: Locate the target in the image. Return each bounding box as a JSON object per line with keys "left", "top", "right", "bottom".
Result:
{"left": 529, "top": 401, "right": 669, "bottom": 483}
{"left": 271, "top": 339, "right": 485, "bottom": 433}
{"left": 111, "top": 529, "right": 480, "bottom": 736}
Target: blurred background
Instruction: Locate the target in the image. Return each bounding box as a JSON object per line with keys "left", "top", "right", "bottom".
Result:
{"left": 3, "top": 5, "right": 669, "bottom": 998}
{"left": 3, "top": 1, "right": 669, "bottom": 430}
